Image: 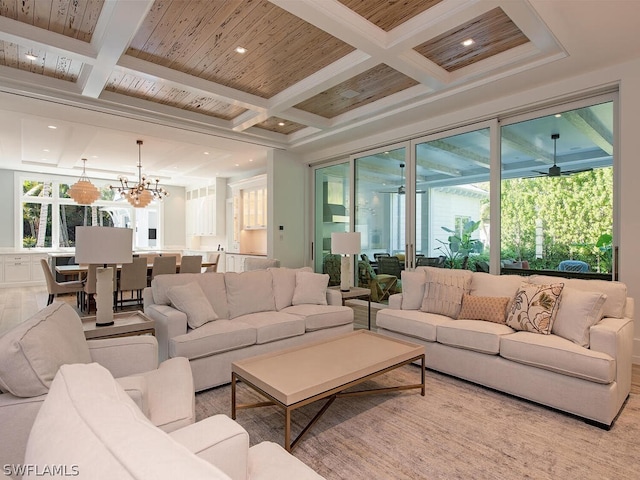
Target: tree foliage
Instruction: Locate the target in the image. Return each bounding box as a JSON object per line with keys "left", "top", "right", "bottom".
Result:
{"left": 500, "top": 168, "right": 613, "bottom": 272}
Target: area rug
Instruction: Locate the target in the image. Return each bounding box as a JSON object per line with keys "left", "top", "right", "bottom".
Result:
{"left": 195, "top": 366, "right": 640, "bottom": 479}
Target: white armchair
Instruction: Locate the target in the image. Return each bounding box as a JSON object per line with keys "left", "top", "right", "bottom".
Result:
{"left": 22, "top": 363, "right": 325, "bottom": 480}
{"left": 0, "top": 302, "right": 194, "bottom": 475}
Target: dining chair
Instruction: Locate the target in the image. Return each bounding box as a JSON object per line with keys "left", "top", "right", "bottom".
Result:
{"left": 151, "top": 255, "right": 177, "bottom": 281}
{"left": 40, "top": 259, "right": 84, "bottom": 306}
{"left": 204, "top": 252, "right": 220, "bottom": 272}
{"left": 118, "top": 257, "right": 148, "bottom": 309}
{"left": 179, "top": 255, "right": 202, "bottom": 274}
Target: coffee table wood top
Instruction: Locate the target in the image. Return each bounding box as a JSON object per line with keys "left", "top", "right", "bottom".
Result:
{"left": 232, "top": 330, "right": 424, "bottom": 405}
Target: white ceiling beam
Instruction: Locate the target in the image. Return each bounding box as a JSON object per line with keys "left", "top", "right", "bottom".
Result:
{"left": 81, "top": 0, "right": 154, "bottom": 98}
{"left": 116, "top": 55, "right": 269, "bottom": 112}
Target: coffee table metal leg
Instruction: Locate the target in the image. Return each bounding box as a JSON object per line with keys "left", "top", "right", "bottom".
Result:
{"left": 231, "top": 373, "right": 237, "bottom": 420}
{"left": 285, "top": 408, "right": 292, "bottom": 452}
{"left": 421, "top": 355, "right": 425, "bottom": 396}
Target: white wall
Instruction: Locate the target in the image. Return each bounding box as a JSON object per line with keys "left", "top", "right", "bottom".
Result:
{"left": 303, "top": 57, "right": 640, "bottom": 364}
{"left": 0, "top": 170, "right": 14, "bottom": 247}
{"left": 268, "top": 149, "right": 307, "bottom": 267}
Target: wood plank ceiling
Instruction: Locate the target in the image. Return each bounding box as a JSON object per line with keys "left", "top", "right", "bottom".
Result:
{"left": 0, "top": 0, "right": 562, "bottom": 143}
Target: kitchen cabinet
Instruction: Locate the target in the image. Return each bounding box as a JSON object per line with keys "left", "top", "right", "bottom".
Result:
{"left": 229, "top": 174, "right": 268, "bottom": 252}
{"left": 225, "top": 254, "right": 266, "bottom": 273}
{"left": 186, "top": 179, "right": 225, "bottom": 237}
{"left": 1, "top": 252, "right": 48, "bottom": 287}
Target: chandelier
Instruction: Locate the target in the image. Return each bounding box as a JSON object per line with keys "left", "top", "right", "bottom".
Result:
{"left": 68, "top": 158, "right": 100, "bottom": 205}
{"left": 110, "top": 140, "right": 168, "bottom": 208}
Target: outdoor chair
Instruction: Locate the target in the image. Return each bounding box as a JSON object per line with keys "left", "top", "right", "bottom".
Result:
{"left": 416, "top": 256, "right": 446, "bottom": 268}
{"left": 357, "top": 260, "right": 397, "bottom": 303}
{"left": 376, "top": 256, "right": 403, "bottom": 293}
{"left": 323, "top": 254, "right": 342, "bottom": 287}
{"left": 558, "top": 260, "right": 589, "bottom": 272}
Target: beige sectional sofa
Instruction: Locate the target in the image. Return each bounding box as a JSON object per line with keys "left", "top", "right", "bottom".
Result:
{"left": 23, "top": 362, "right": 324, "bottom": 480}
{"left": 143, "top": 268, "right": 354, "bottom": 391}
{"left": 376, "top": 267, "right": 634, "bottom": 427}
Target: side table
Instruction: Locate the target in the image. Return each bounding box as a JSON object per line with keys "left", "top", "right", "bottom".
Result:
{"left": 329, "top": 286, "right": 372, "bottom": 330}
{"left": 82, "top": 310, "right": 155, "bottom": 340}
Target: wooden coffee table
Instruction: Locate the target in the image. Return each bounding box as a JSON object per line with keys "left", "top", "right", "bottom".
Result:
{"left": 231, "top": 330, "right": 425, "bottom": 452}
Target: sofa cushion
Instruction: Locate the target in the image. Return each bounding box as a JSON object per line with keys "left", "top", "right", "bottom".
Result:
{"left": 24, "top": 363, "right": 229, "bottom": 480}
{"left": 270, "top": 267, "right": 313, "bottom": 310}
{"left": 470, "top": 272, "right": 525, "bottom": 298}
{"left": 170, "top": 320, "right": 257, "bottom": 360}
{"left": 292, "top": 271, "right": 329, "bottom": 306}
{"left": 225, "top": 270, "right": 276, "bottom": 319}
{"left": 0, "top": 302, "right": 92, "bottom": 397}
{"left": 282, "top": 304, "right": 353, "bottom": 331}
{"left": 420, "top": 268, "right": 472, "bottom": 318}
{"left": 234, "top": 312, "right": 305, "bottom": 344}
{"left": 500, "top": 332, "right": 616, "bottom": 384}
{"left": 152, "top": 273, "right": 229, "bottom": 319}
{"left": 529, "top": 275, "right": 627, "bottom": 319}
{"left": 458, "top": 294, "right": 510, "bottom": 324}
{"left": 506, "top": 282, "right": 564, "bottom": 335}
{"left": 552, "top": 288, "right": 607, "bottom": 348}
{"left": 376, "top": 309, "right": 449, "bottom": 342}
{"left": 437, "top": 319, "right": 515, "bottom": 354}
{"left": 401, "top": 270, "right": 426, "bottom": 310}
{"left": 167, "top": 282, "right": 218, "bottom": 329}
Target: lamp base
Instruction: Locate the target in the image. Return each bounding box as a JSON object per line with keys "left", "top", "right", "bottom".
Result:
{"left": 340, "top": 255, "right": 351, "bottom": 292}
{"left": 95, "top": 321, "right": 115, "bottom": 327}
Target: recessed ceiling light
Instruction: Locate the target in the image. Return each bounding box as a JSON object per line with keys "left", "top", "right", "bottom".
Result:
{"left": 204, "top": 151, "right": 209, "bottom": 155}
{"left": 462, "top": 39, "right": 475, "bottom": 47}
{"left": 235, "top": 163, "right": 240, "bottom": 167}
{"left": 555, "top": 114, "right": 562, "bottom": 118}
{"left": 47, "top": 125, "right": 57, "bottom": 129}
{"left": 249, "top": 159, "right": 253, "bottom": 162}
{"left": 235, "top": 46, "right": 247, "bottom": 54}
{"left": 43, "top": 149, "right": 49, "bottom": 152}
{"left": 278, "top": 122, "right": 285, "bottom": 126}
{"left": 25, "top": 52, "right": 38, "bottom": 61}
{"left": 340, "top": 89, "right": 360, "bottom": 99}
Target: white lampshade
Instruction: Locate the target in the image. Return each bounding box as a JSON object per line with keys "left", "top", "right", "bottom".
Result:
{"left": 331, "top": 232, "right": 361, "bottom": 292}
{"left": 75, "top": 227, "right": 133, "bottom": 327}
{"left": 331, "top": 232, "right": 361, "bottom": 255}
{"left": 75, "top": 227, "right": 133, "bottom": 265}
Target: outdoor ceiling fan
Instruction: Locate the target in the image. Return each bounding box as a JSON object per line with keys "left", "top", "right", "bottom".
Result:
{"left": 378, "top": 163, "right": 425, "bottom": 194}
{"left": 533, "top": 133, "right": 593, "bottom": 177}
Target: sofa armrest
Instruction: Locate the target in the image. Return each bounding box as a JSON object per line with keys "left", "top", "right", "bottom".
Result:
{"left": 144, "top": 304, "right": 188, "bottom": 361}
{"left": 115, "top": 375, "right": 149, "bottom": 417}
{"left": 248, "top": 442, "right": 325, "bottom": 480}
{"left": 170, "top": 414, "right": 249, "bottom": 480}
{"left": 87, "top": 336, "right": 158, "bottom": 377}
{"left": 388, "top": 293, "right": 403, "bottom": 309}
{"left": 0, "top": 393, "right": 47, "bottom": 473}
{"left": 590, "top": 316, "right": 634, "bottom": 394}
{"left": 326, "top": 288, "right": 342, "bottom": 306}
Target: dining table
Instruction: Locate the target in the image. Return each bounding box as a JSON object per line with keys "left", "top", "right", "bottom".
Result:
{"left": 55, "top": 261, "right": 217, "bottom": 277}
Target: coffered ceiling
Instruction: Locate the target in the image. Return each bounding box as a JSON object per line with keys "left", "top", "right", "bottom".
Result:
{"left": 0, "top": 0, "right": 638, "bottom": 185}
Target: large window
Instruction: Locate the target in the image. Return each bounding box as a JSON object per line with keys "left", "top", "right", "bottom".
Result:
{"left": 313, "top": 92, "right": 616, "bottom": 282}
{"left": 18, "top": 174, "right": 160, "bottom": 250}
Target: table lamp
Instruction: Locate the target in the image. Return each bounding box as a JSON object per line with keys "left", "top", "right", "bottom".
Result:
{"left": 331, "top": 232, "right": 361, "bottom": 292}
{"left": 75, "top": 227, "right": 133, "bottom": 326}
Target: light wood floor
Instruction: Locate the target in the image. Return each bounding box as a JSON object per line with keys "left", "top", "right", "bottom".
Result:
{"left": 2, "top": 286, "right": 640, "bottom": 394}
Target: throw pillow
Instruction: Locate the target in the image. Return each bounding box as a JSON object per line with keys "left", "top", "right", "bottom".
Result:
{"left": 420, "top": 268, "right": 473, "bottom": 318}
{"left": 225, "top": 270, "right": 276, "bottom": 319}
{"left": 167, "top": 282, "right": 218, "bottom": 329}
{"left": 457, "top": 294, "right": 511, "bottom": 324}
{"left": 0, "top": 302, "right": 91, "bottom": 397}
{"left": 401, "top": 270, "right": 427, "bottom": 310}
{"left": 552, "top": 288, "right": 607, "bottom": 347}
{"left": 292, "top": 271, "right": 329, "bottom": 305}
{"left": 506, "top": 282, "right": 564, "bottom": 334}
{"left": 270, "top": 266, "right": 313, "bottom": 310}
